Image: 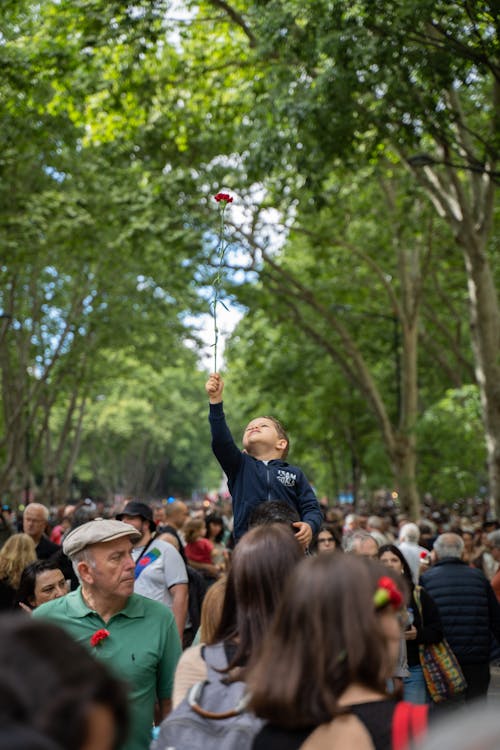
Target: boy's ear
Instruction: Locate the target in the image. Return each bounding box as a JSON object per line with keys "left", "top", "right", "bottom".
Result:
{"left": 276, "top": 438, "right": 288, "bottom": 453}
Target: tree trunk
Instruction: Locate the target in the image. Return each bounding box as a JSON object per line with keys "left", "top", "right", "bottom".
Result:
{"left": 462, "top": 241, "right": 500, "bottom": 517}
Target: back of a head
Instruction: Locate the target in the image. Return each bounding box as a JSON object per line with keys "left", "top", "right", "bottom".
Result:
{"left": 0, "top": 534, "right": 37, "bottom": 587}
{"left": 433, "top": 533, "right": 464, "bottom": 560}
{"left": 0, "top": 726, "right": 62, "bottom": 750}
{"left": 0, "top": 615, "right": 128, "bottom": 750}
{"left": 248, "top": 553, "right": 406, "bottom": 729}
{"left": 488, "top": 529, "right": 500, "bottom": 550}
{"left": 399, "top": 522, "right": 420, "bottom": 544}
{"left": 247, "top": 500, "right": 300, "bottom": 529}
{"left": 418, "top": 702, "right": 500, "bottom": 750}
{"left": 69, "top": 502, "right": 97, "bottom": 530}
{"left": 213, "top": 524, "right": 303, "bottom": 665}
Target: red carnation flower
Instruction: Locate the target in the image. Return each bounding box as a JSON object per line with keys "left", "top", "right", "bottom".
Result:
{"left": 214, "top": 192, "right": 233, "bottom": 204}
{"left": 90, "top": 628, "right": 110, "bottom": 647}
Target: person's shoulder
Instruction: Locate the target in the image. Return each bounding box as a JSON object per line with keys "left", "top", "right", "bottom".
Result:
{"left": 33, "top": 590, "right": 75, "bottom": 618}
{"left": 38, "top": 535, "right": 61, "bottom": 554}
{"left": 131, "top": 592, "right": 176, "bottom": 620}
{"left": 300, "top": 715, "right": 375, "bottom": 750}
{"left": 152, "top": 537, "right": 183, "bottom": 558}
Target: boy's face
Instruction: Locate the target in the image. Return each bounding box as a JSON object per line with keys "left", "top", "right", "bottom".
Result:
{"left": 242, "top": 417, "right": 287, "bottom": 458}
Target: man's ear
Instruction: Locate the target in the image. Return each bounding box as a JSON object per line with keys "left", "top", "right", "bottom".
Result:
{"left": 77, "top": 560, "right": 95, "bottom": 585}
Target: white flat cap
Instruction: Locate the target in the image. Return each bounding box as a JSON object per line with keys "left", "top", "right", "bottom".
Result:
{"left": 63, "top": 518, "right": 141, "bottom": 557}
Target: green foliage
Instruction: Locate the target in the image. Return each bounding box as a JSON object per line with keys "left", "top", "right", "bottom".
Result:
{"left": 0, "top": 0, "right": 497, "bottom": 508}
{"left": 72, "top": 352, "right": 217, "bottom": 498}
{"left": 416, "top": 385, "right": 487, "bottom": 502}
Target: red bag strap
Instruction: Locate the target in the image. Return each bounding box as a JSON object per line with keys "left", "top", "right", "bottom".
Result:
{"left": 392, "top": 702, "right": 428, "bottom": 750}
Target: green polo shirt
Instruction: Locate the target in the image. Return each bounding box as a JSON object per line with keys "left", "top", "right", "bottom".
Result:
{"left": 34, "top": 588, "right": 182, "bottom": 750}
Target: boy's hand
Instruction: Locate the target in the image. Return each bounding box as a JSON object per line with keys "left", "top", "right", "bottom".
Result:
{"left": 292, "top": 521, "right": 313, "bottom": 549}
{"left": 205, "top": 373, "right": 224, "bottom": 403}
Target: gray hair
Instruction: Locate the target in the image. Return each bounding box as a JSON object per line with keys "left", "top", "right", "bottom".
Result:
{"left": 70, "top": 546, "right": 96, "bottom": 582}
{"left": 398, "top": 522, "right": 420, "bottom": 543}
{"left": 488, "top": 530, "right": 500, "bottom": 550}
{"left": 343, "top": 530, "right": 379, "bottom": 553}
{"left": 433, "top": 533, "right": 464, "bottom": 560}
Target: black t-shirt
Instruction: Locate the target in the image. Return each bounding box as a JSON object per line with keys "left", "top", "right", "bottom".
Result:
{"left": 253, "top": 700, "right": 397, "bottom": 750}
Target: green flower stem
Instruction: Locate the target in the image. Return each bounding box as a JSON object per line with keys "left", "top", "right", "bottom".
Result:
{"left": 212, "top": 203, "right": 228, "bottom": 372}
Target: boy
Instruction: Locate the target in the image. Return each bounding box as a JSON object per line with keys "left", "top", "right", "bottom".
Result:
{"left": 205, "top": 373, "right": 322, "bottom": 546}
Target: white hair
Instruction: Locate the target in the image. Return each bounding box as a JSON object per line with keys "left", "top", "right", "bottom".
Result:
{"left": 398, "top": 522, "right": 420, "bottom": 543}
{"left": 24, "top": 503, "right": 49, "bottom": 521}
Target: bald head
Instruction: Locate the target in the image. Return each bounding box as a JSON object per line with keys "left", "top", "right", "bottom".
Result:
{"left": 434, "top": 533, "right": 464, "bottom": 560}
{"left": 164, "top": 501, "right": 190, "bottom": 531}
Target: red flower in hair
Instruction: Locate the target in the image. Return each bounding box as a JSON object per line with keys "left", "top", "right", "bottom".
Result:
{"left": 420, "top": 550, "right": 429, "bottom": 561}
{"left": 373, "top": 576, "right": 403, "bottom": 610}
{"left": 90, "top": 628, "right": 110, "bottom": 647}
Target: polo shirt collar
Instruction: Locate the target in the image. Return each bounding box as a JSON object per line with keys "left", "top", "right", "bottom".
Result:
{"left": 67, "top": 587, "right": 145, "bottom": 620}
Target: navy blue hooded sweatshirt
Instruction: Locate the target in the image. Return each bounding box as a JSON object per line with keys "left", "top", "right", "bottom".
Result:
{"left": 209, "top": 402, "right": 322, "bottom": 542}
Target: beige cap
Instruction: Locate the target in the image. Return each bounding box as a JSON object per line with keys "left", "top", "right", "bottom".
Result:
{"left": 63, "top": 518, "right": 141, "bottom": 558}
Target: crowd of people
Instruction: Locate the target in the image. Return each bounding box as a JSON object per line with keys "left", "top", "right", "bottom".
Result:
{"left": 1, "top": 496, "right": 500, "bottom": 749}
{"left": 1, "top": 373, "right": 500, "bottom": 748}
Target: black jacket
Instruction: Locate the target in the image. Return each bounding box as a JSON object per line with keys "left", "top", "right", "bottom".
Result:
{"left": 407, "top": 586, "right": 442, "bottom": 666}
{"left": 421, "top": 557, "right": 500, "bottom": 665}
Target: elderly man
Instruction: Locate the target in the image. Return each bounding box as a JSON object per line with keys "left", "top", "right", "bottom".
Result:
{"left": 421, "top": 532, "right": 500, "bottom": 701}
{"left": 116, "top": 500, "right": 188, "bottom": 637}
{"left": 344, "top": 530, "right": 379, "bottom": 558}
{"left": 23, "top": 502, "right": 77, "bottom": 589}
{"left": 34, "top": 518, "right": 182, "bottom": 750}
{"left": 398, "top": 522, "right": 429, "bottom": 583}
{"left": 23, "top": 503, "right": 60, "bottom": 559}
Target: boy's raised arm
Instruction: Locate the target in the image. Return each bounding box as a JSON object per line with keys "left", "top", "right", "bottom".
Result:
{"left": 206, "top": 373, "right": 242, "bottom": 480}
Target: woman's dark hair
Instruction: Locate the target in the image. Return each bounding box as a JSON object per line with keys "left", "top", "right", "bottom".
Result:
{"left": 205, "top": 513, "right": 225, "bottom": 544}
{"left": 310, "top": 523, "right": 342, "bottom": 554}
{"left": 17, "top": 560, "right": 65, "bottom": 609}
{"left": 213, "top": 523, "right": 303, "bottom": 671}
{"left": 248, "top": 554, "right": 407, "bottom": 729}
{"left": 0, "top": 615, "right": 129, "bottom": 750}
{"left": 378, "top": 544, "right": 414, "bottom": 590}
